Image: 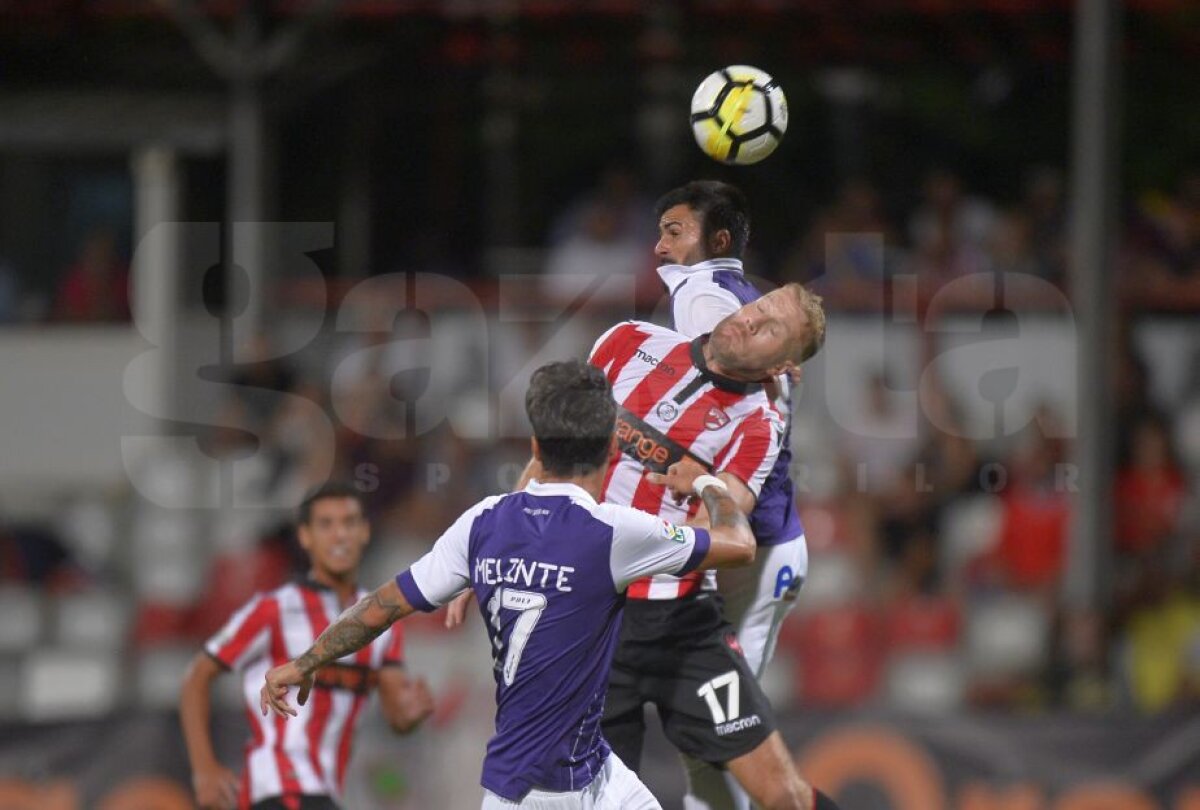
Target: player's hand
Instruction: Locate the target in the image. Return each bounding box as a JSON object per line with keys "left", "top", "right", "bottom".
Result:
{"left": 405, "top": 676, "right": 436, "bottom": 728}
{"left": 445, "top": 589, "right": 475, "bottom": 629}
{"left": 260, "top": 661, "right": 312, "bottom": 719}
{"left": 192, "top": 760, "right": 239, "bottom": 810}
{"left": 645, "top": 457, "right": 709, "bottom": 504}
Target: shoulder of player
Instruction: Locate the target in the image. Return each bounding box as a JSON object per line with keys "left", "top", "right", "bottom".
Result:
{"left": 242, "top": 587, "right": 284, "bottom": 610}
{"left": 722, "top": 397, "right": 785, "bottom": 433}
{"left": 590, "top": 501, "right": 660, "bottom": 533}
{"left": 592, "top": 319, "right": 688, "bottom": 352}
{"left": 455, "top": 492, "right": 507, "bottom": 523}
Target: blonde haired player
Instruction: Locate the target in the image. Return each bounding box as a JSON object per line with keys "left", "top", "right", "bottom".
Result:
{"left": 651, "top": 180, "right": 827, "bottom": 810}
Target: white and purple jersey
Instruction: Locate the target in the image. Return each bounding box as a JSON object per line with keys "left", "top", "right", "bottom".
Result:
{"left": 657, "top": 257, "right": 804, "bottom": 548}
{"left": 395, "top": 480, "right": 711, "bottom": 802}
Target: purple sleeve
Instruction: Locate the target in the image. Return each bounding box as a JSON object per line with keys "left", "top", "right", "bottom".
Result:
{"left": 676, "top": 528, "right": 712, "bottom": 576}
{"left": 395, "top": 570, "right": 436, "bottom": 613}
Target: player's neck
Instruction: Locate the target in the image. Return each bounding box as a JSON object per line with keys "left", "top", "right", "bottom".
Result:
{"left": 536, "top": 470, "right": 605, "bottom": 502}
{"left": 308, "top": 568, "right": 359, "bottom": 606}
{"left": 700, "top": 339, "right": 758, "bottom": 382}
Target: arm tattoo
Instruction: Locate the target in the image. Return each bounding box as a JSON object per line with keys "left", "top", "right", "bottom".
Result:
{"left": 294, "top": 590, "right": 407, "bottom": 675}
{"left": 700, "top": 487, "right": 750, "bottom": 534}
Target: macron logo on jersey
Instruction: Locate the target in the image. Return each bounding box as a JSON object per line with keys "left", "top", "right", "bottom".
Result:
{"left": 635, "top": 348, "right": 678, "bottom": 376}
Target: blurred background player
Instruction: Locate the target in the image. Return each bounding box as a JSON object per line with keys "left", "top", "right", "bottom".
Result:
{"left": 179, "top": 482, "right": 434, "bottom": 810}
{"left": 261, "top": 360, "right": 760, "bottom": 809}
{"left": 654, "top": 180, "right": 818, "bottom": 810}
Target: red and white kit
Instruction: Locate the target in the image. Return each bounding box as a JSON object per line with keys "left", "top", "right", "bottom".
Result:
{"left": 204, "top": 579, "right": 404, "bottom": 808}
{"left": 589, "top": 320, "right": 785, "bottom": 601}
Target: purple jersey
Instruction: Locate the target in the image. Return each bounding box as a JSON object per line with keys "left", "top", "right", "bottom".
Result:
{"left": 658, "top": 258, "right": 805, "bottom": 547}
{"left": 395, "top": 480, "right": 711, "bottom": 801}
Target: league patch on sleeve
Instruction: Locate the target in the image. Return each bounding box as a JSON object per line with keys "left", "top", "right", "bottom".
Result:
{"left": 660, "top": 520, "right": 688, "bottom": 544}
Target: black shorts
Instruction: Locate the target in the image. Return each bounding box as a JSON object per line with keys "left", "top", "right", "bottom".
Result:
{"left": 602, "top": 593, "right": 776, "bottom": 772}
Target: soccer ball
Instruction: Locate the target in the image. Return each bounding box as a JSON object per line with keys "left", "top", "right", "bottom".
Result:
{"left": 690, "top": 65, "right": 788, "bottom": 165}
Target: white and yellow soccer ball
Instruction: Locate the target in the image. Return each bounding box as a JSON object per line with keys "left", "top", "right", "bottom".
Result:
{"left": 690, "top": 65, "right": 788, "bottom": 165}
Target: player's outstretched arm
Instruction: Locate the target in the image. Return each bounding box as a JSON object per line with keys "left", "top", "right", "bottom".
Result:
{"left": 649, "top": 463, "right": 755, "bottom": 569}
{"left": 693, "top": 475, "right": 755, "bottom": 569}
{"left": 260, "top": 581, "right": 414, "bottom": 719}
{"left": 180, "top": 653, "right": 239, "bottom": 810}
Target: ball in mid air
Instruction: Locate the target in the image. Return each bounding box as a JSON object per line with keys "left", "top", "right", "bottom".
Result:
{"left": 690, "top": 65, "right": 787, "bottom": 166}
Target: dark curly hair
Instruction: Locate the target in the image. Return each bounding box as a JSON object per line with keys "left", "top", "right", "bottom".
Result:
{"left": 654, "top": 180, "right": 751, "bottom": 258}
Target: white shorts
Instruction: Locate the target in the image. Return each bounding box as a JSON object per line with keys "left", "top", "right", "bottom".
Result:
{"left": 481, "top": 753, "right": 660, "bottom": 810}
{"left": 716, "top": 534, "right": 808, "bottom": 677}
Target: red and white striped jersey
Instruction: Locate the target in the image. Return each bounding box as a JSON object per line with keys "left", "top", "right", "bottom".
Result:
{"left": 589, "top": 320, "right": 785, "bottom": 601}
{"left": 204, "top": 579, "right": 404, "bottom": 808}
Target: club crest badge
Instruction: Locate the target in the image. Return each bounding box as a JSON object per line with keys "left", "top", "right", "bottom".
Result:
{"left": 704, "top": 407, "right": 730, "bottom": 431}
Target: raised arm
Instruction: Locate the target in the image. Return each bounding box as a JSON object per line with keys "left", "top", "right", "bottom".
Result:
{"left": 260, "top": 581, "right": 413, "bottom": 718}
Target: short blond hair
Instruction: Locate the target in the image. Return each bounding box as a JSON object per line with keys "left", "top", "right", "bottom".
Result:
{"left": 783, "top": 282, "right": 826, "bottom": 364}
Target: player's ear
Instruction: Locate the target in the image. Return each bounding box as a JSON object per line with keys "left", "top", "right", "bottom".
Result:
{"left": 765, "top": 359, "right": 796, "bottom": 379}
{"left": 297, "top": 522, "right": 313, "bottom": 552}
{"left": 709, "top": 228, "right": 731, "bottom": 256}
{"left": 608, "top": 434, "right": 620, "bottom": 459}
{"left": 530, "top": 436, "right": 543, "bottom": 464}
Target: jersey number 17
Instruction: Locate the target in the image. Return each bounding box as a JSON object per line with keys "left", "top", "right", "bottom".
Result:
{"left": 487, "top": 587, "right": 547, "bottom": 686}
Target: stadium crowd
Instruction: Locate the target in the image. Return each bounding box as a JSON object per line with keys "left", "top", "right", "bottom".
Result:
{"left": 1, "top": 163, "right": 1198, "bottom": 720}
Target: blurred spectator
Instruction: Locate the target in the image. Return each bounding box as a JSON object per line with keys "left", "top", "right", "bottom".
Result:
{"left": 1172, "top": 347, "right": 1200, "bottom": 475}
{"left": 985, "top": 428, "right": 1069, "bottom": 592}
{"left": 918, "top": 385, "right": 982, "bottom": 503}
{"left": 985, "top": 211, "right": 1037, "bottom": 278}
{"left": 548, "top": 162, "right": 655, "bottom": 248}
{"left": 1022, "top": 166, "right": 1068, "bottom": 285}
{"left": 53, "top": 227, "right": 130, "bottom": 322}
{"left": 1048, "top": 608, "right": 1113, "bottom": 711}
{"left": 541, "top": 200, "right": 648, "bottom": 307}
{"left": 877, "top": 479, "right": 939, "bottom": 600}
{"left": 1125, "top": 168, "right": 1200, "bottom": 307}
{"left": 0, "top": 252, "right": 20, "bottom": 323}
{"left": 842, "top": 370, "right": 921, "bottom": 493}
{"left": 1119, "top": 548, "right": 1200, "bottom": 712}
{"left": 782, "top": 179, "right": 897, "bottom": 307}
{"left": 1131, "top": 168, "right": 1200, "bottom": 277}
{"left": 1115, "top": 416, "right": 1187, "bottom": 556}
{"left": 908, "top": 168, "right": 997, "bottom": 282}
{"left": 228, "top": 332, "right": 299, "bottom": 427}
{"left": 1114, "top": 342, "right": 1155, "bottom": 451}
{"left": 0, "top": 519, "right": 86, "bottom": 591}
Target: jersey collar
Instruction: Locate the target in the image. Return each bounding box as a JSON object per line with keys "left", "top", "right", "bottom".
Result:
{"left": 656, "top": 257, "right": 745, "bottom": 294}
{"left": 524, "top": 479, "right": 598, "bottom": 505}
{"left": 297, "top": 576, "right": 361, "bottom": 595}
{"left": 690, "top": 335, "right": 763, "bottom": 395}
